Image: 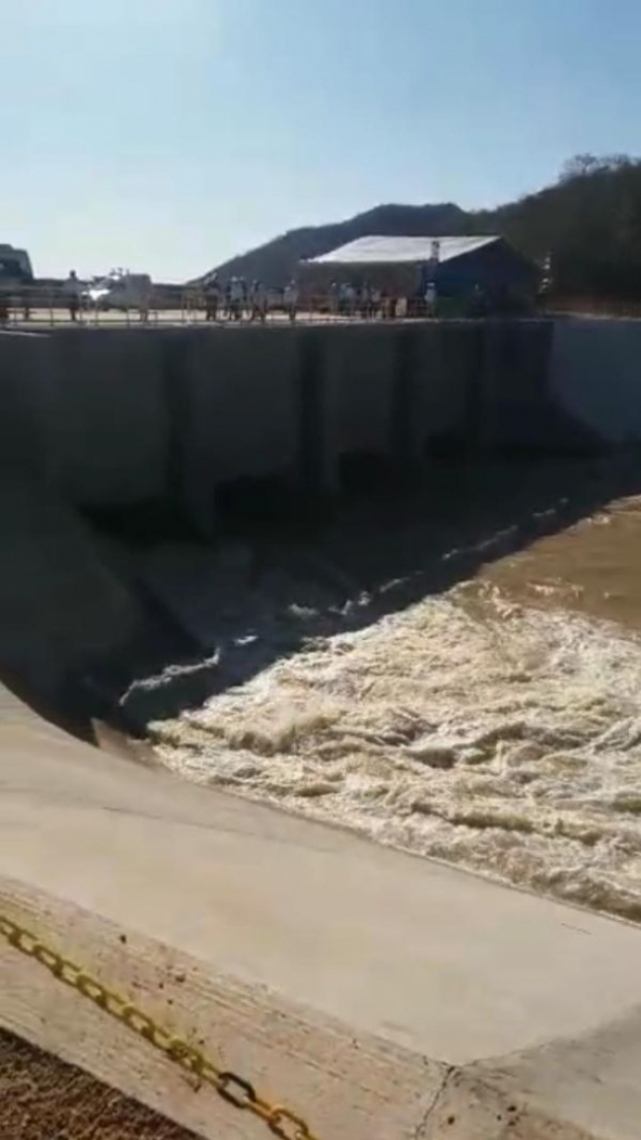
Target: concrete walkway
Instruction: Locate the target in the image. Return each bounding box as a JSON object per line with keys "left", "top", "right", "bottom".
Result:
{"left": 1, "top": 684, "right": 641, "bottom": 1138}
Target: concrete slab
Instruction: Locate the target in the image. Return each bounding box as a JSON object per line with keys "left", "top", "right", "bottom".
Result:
{"left": 409, "top": 321, "right": 477, "bottom": 454}
{"left": 48, "top": 328, "right": 169, "bottom": 507}
{"left": 2, "top": 715, "right": 641, "bottom": 1065}
{"left": 0, "top": 331, "right": 55, "bottom": 480}
{"left": 550, "top": 319, "right": 641, "bottom": 444}
{"left": 1, "top": 691, "right": 641, "bottom": 1137}
{"left": 182, "top": 326, "right": 302, "bottom": 483}
{"left": 169, "top": 326, "right": 303, "bottom": 535}
{"left": 481, "top": 319, "right": 553, "bottom": 447}
{"left": 322, "top": 324, "right": 398, "bottom": 460}
{"left": 1, "top": 872, "right": 445, "bottom": 1140}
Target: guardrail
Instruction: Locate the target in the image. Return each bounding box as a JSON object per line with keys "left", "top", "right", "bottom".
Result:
{"left": 0, "top": 289, "right": 196, "bottom": 327}
{"left": 0, "top": 287, "right": 538, "bottom": 327}
{"left": 0, "top": 289, "right": 421, "bottom": 327}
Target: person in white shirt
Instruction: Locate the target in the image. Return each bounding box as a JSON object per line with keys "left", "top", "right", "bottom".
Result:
{"left": 204, "top": 274, "right": 221, "bottom": 322}
{"left": 327, "top": 281, "right": 339, "bottom": 317}
{"left": 229, "top": 277, "right": 245, "bottom": 321}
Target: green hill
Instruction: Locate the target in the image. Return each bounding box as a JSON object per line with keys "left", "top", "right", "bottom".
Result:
{"left": 194, "top": 203, "right": 467, "bottom": 287}
{"left": 197, "top": 155, "right": 641, "bottom": 298}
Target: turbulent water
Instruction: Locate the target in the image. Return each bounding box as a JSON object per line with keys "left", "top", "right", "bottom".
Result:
{"left": 145, "top": 474, "right": 641, "bottom": 924}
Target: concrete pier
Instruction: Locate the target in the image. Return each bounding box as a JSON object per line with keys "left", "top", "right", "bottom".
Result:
{"left": 2, "top": 687, "right": 641, "bottom": 1139}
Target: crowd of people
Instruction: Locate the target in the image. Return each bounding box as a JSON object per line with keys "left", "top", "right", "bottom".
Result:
{"left": 202, "top": 275, "right": 300, "bottom": 322}
{"left": 198, "top": 275, "right": 428, "bottom": 322}
{"left": 0, "top": 270, "right": 505, "bottom": 326}
{"left": 327, "top": 280, "right": 385, "bottom": 317}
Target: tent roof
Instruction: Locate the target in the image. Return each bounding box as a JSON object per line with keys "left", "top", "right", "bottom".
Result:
{"left": 307, "top": 234, "right": 501, "bottom": 266}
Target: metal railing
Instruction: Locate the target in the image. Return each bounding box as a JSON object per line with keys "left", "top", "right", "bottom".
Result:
{"left": 0, "top": 286, "right": 537, "bottom": 328}
{"left": 0, "top": 285, "right": 463, "bottom": 330}
{"left": 0, "top": 288, "right": 418, "bottom": 327}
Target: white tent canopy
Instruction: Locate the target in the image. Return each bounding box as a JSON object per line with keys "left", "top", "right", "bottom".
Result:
{"left": 307, "top": 234, "right": 500, "bottom": 265}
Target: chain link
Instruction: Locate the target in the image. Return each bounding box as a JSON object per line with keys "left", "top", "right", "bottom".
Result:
{"left": 0, "top": 913, "right": 318, "bottom": 1140}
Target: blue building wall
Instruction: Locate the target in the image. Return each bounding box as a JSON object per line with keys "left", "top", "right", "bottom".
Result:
{"left": 421, "top": 240, "right": 536, "bottom": 300}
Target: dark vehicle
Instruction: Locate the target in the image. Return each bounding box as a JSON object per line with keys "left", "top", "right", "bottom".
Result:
{"left": 0, "top": 244, "right": 33, "bottom": 287}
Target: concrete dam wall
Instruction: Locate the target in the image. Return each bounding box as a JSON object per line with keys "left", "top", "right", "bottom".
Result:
{"left": 0, "top": 316, "right": 636, "bottom": 728}
{"left": 550, "top": 318, "right": 641, "bottom": 443}
{"left": 0, "top": 320, "right": 558, "bottom": 538}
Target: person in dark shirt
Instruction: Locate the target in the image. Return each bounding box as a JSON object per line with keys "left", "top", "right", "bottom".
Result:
{"left": 204, "top": 275, "right": 220, "bottom": 322}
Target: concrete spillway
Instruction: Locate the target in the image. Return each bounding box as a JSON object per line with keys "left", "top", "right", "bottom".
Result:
{"left": 1, "top": 319, "right": 641, "bottom": 1138}
{"left": 0, "top": 320, "right": 558, "bottom": 526}
{"left": 5, "top": 317, "right": 640, "bottom": 526}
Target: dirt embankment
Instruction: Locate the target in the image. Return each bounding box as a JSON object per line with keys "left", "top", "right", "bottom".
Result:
{"left": 0, "top": 1029, "right": 199, "bottom": 1140}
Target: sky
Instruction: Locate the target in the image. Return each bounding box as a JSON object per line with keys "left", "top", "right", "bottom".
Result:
{"left": 2, "top": 0, "right": 641, "bottom": 281}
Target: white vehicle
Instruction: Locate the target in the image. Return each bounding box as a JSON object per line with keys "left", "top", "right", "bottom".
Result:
{"left": 84, "top": 269, "right": 153, "bottom": 314}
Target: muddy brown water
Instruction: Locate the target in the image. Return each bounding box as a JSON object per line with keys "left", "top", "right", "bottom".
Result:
{"left": 138, "top": 456, "right": 641, "bottom": 923}
{"left": 483, "top": 496, "right": 641, "bottom": 631}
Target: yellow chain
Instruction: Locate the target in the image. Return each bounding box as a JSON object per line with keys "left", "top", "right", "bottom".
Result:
{"left": 0, "top": 912, "right": 318, "bottom": 1140}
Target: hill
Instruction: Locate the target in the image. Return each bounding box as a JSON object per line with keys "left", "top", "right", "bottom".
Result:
{"left": 197, "top": 155, "right": 641, "bottom": 298}
{"left": 195, "top": 202, "right": 468, "bottom": 287}
{"left": 473, "top": 155, "right": 641, "bottom": 298}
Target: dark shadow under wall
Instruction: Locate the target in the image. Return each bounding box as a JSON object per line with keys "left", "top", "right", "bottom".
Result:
{"left": 83, "top": 446, "right": 641, "bottom": 732}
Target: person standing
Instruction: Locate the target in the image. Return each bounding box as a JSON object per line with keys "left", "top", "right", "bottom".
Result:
{"left": 229, "top": 277, "right": 244, "bottom": 321}
{"left": 64, "top": 270, "right": 81, "bottom": 322}
{"left": 424, "top": 281, "right": 437, "bottom": 317}
{"left": 359, "top": 282, "right": 371, "bottom": 319}
{"left": 344, "top": 281, "right": 356, "bottom": 318}
{"left": 253, "top": 280, "right": 268, "bottom": 323}
{"left": 204, "top": 274, "right": 220, "bottom": 322}
{"left": 238, "top": 277, "right": 248, "bottom": 320}
{"left": 248, "top": 280, "right": 258, "bottom": 322}
{"left": 283, "top": 279, "right": 299, "bottom": 322}
{"left": 329, "top": 280, "right": 340, "bottom": 317}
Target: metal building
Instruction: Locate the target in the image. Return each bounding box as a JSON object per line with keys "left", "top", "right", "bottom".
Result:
{"left": 302, "top": 234, "right": 536, "bottom": 309}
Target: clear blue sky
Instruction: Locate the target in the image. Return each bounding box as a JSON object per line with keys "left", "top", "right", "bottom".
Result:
{"left": 3, "top": 0, "right": 640, "bottom": 281}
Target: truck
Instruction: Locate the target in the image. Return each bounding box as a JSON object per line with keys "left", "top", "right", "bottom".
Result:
{"left": 83, "top": 269, "right": 153, "bottom": 315}
{"left": 0, "top": 244, "right": 33, "bottom": 286}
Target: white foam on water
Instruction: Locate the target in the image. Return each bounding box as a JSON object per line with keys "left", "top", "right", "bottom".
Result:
{"left": 149, "top": 579, "right": 641, "bottom": 922}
